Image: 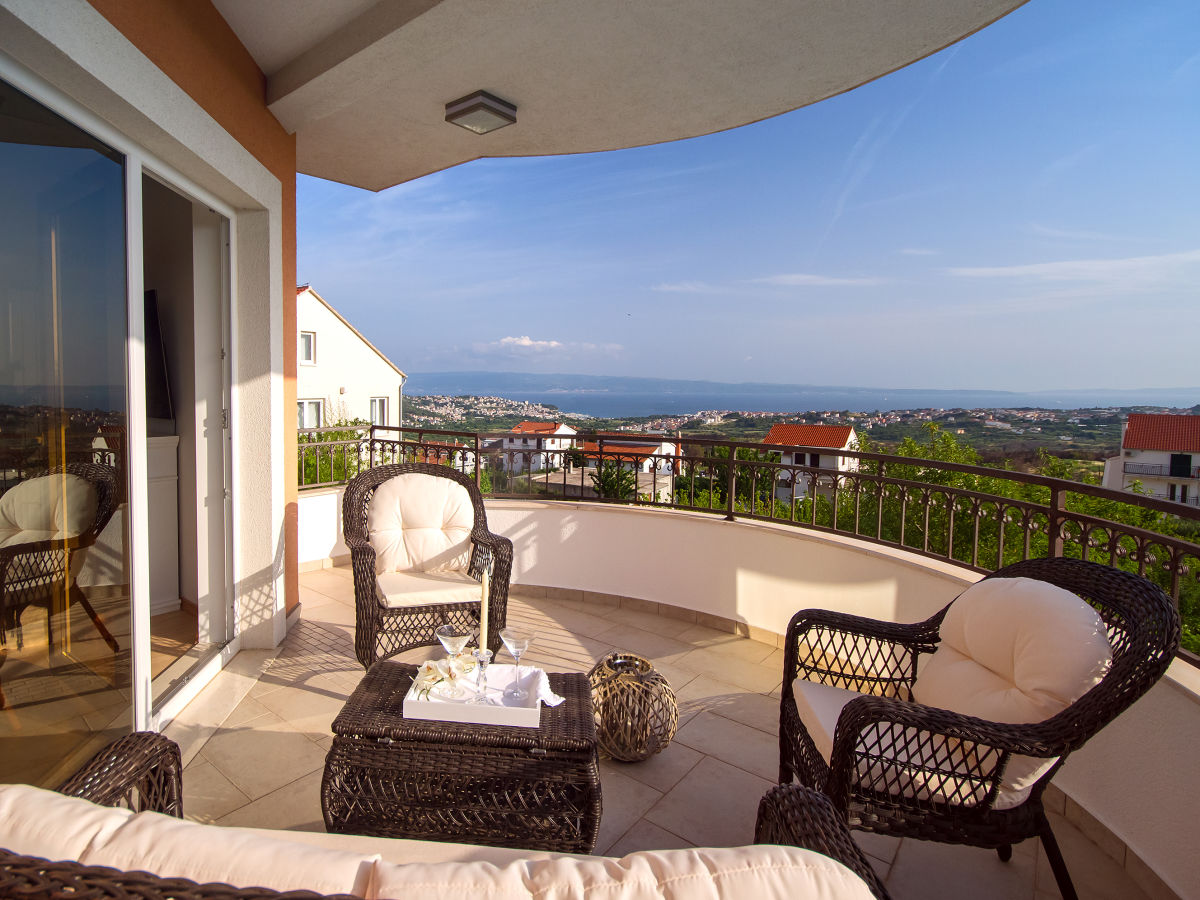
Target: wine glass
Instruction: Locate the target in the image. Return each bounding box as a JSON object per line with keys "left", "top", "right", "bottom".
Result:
{"left": 499, "top": 627, "right": 532, "bottom": 701}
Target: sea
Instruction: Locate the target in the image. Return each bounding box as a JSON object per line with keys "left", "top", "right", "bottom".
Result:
{"left": 410, "top": 382, "right": 1200, "bottom": 419}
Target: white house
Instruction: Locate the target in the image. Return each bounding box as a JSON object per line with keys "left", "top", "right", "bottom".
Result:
{"left": 497, "top": 421, "right": 577, "bottom": 472}
{"left": 765, "top": 423, "right": 860, "bottom": 501}
{"left": 296, "top": 286, "right": 407, "bottom": 429}
{"left": 1103, "top": 413, "right": 1200, "bottom": 508}
{"left": 582, "top": 434, "right": 680, "bottom": 475}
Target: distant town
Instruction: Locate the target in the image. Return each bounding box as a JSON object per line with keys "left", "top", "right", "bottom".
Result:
{"left": 402, "top": 394, "right": 1199, "bottom": 465}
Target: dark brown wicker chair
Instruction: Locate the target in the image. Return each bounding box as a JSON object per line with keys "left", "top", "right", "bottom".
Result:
{"left": 55, "top": 729, "right": 184, "bottom": 816}
{"left": 778, "top": 557, "right": 1180, "bottom": 900}
{"left": 0, "top": 462, "right": 121, "bottom": 662}
{"left": 756, "top": 784, "right": 891, "bottom": 900}
{"left": 343, "top": 463, "right": 512, "bottom": 668}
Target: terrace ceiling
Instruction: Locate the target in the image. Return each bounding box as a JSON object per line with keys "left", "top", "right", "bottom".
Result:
{"left": 213, "top": 0, "right": 1028, "bottom": 191}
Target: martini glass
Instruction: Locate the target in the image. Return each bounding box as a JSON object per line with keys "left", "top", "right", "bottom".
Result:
{"left": 435, "top": 624, "right": 475, "bottom": 699}
{"left": 499, "top": 627, "right": 532, "bottom": 701}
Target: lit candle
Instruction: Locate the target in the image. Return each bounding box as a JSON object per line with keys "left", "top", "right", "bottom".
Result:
{"left": 479, "top": 560, "right": 490, "bottom": 652}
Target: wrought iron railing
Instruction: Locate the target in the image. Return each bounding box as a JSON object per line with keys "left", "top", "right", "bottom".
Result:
{"left": 1124, "top": 462, "right": 1200, "bottom": 479}
{"left": 297, "top": 426, "right": 1200, "bottom": 664}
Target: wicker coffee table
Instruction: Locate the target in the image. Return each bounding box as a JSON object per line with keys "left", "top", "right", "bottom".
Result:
{"left": 321, "top": 660, "right": 602, "bottom": 853}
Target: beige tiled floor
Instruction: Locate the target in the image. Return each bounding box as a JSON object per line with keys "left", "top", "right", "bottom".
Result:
{"left": 174, "top": 566, "right": 1153, "bottom": 900}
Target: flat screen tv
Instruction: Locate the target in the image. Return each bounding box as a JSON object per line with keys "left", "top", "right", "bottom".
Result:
{"left": 144, "top": 288, "right": 174, "bottom": 427}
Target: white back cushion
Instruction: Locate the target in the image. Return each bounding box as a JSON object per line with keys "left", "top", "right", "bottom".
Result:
{"left": 0, "top": 784, "right": 132, "bottom": 862}
{"left": 0, "top": 474, "right": 97, "bottom": 537}
{"left": 81, "top": 810, "right": 377, "bottom": 896}
{"left": 913, "top": 575, "right": 1112, "bottom": 806}
{"left": 367, "top": 473, "right": 473, "bottom": 574}
{"left": 371, "top": 844, "right": 878, "bottom": 900}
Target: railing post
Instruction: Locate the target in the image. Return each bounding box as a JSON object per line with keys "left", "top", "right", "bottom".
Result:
{"left": 1048, "top": 485, "right": 1066, "bottom": 558}
{"left": 725, "top": 442, "right": 736, "bottom": 521}
{"left": 475, "top": 433, "right": 482, "bottom": 488}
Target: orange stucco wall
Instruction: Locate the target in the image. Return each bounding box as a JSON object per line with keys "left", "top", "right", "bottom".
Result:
{"left": 86, "top": 0, "right": 299, "bottom": 613}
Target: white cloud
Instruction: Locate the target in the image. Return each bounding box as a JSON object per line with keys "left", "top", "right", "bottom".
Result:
{"left": 651, "top": 281, "right": 721, "bottom": 293}
{"left": 495, "top": 335, "right": 562, "bottom": 351}
{"left": 752, "top": 273, "right": 888, "bottom": 287}
{"left": 946, "top": 248, "right": 1200, "bottom": 288}
{"left": 474, "top": 336, "right": 622, "bottom": 358}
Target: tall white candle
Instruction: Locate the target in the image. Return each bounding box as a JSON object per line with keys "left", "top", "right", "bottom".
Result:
{"left": 479, "top": 562, "right": 490, "bottom": 650}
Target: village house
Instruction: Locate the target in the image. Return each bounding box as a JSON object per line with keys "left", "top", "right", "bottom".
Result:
{"left": 1103, "top": 412, "right": 1200, "bottom": 508}
{"left": 296, "top": 285, "right": 406, "bottom": 429}
{"left": 764, "top": 422, "right": 860, "bottom": 502}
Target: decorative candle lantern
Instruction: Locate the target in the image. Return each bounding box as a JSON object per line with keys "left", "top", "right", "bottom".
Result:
{"left": 587, "top": 651, "right": 678, "bottom": 762}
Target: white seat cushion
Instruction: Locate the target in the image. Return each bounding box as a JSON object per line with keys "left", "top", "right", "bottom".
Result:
{"left": 0, "top": 527, "right": 66, "bottom": 549}
{"left": 912, "top": 575, "right": 1112, "bottom": 808}
{"left": 376, "top": 569, "right": 480, "bottom": 608}
{"left": 368, "top": 474, "right": 473, "bottom": 574}
{"left": 791, "top": 679, "right": 861, "bottom": 763}
{"left": 0, "top": 474, "right": 97, "bottom": 538}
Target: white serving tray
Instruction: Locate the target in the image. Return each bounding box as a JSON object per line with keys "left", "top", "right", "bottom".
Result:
{"left": 402, "top": 664, "right": 544, "bottom": 728}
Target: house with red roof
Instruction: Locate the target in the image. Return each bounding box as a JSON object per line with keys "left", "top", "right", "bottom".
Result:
{"left": 1103, "top": 413, "right": 1200, "bottom": 508}
{"left": 580, "top": 434, "right": 680, "bottom": 475}
{"left": 764, "top": 423, "right": 859, "bottom": 501}
{"left": 498, "top": 421, "right": 577, "bottom": 472}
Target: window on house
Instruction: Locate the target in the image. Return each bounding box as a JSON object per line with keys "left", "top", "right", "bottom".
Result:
{"left": 1169, "top": 484, "right": 1177, "bottom": 502}
{"left": 370, "top": 397, "right": 388, "bottom": 426}
{"left": 809, "top": 453, "right": 821, "bottom": 467}
{"left": 297, "top": 399, "right": 323, "bottom": 429}
{"left": 300, "top": 331, "right": 316, "bottom": 365}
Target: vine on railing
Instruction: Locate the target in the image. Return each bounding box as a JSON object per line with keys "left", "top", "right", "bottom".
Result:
{"left": 297, "top": 426, "right": 1200, "bottom": 661}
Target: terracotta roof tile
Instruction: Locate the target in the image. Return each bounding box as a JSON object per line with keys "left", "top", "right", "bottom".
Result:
{"left": 511, "top": 421, "right": 562, "bottom": 434}
{"left": 763, "top": 423, "right": 855, "bottom": 449}
{"left": 1122, "top": 413, "right": 1200, "bottom": 452}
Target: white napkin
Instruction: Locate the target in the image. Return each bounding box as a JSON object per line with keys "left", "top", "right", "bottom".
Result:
{"left": 480, "top": 664, "right": 564, "bottom": 708}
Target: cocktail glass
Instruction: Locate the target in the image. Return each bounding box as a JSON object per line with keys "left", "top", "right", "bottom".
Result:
{"left": 499, "top": 627, "right": 532, "bottom": 701}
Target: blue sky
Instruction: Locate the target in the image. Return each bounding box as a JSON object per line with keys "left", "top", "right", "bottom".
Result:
{"left": 297, "top": 0, "right": 1200, "bottom": 393}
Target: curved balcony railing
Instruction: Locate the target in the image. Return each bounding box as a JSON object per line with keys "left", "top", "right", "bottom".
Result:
{"left": 297, "top": 425, "right": 1200, "bottom": 665}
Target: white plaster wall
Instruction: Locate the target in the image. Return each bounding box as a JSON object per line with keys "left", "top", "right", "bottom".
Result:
{"left": 297, "top": 290, "right": 403, "bottom": 425}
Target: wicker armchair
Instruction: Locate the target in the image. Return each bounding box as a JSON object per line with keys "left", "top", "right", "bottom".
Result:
{"left": 0, "top": 462, "right": 121, "bottom": 658}
{"left": 756, "top": 784, "right": 891, "bottom": 899}
{"left": 343, "top": 463, "right": 512, "bottom": 668}
{"left": 55, "top": 730, "right": 184, "bottom": 816}
{"left": 778, "top": 557, "right": 1180, "bottom": 900}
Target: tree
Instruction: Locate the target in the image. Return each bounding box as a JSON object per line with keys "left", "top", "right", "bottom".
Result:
{"left": 297, "top": 417, "right": 369, "bottom": 485}
{"left": 591, "top": 461, "right": 637, "bottom": 500}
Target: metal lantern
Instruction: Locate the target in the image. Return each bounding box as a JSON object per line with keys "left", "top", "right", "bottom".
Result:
{"left": 587, "top": 651, "right": 678, "bottom": 762}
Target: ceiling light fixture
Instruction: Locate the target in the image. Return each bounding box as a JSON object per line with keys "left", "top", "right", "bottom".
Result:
{"left": 444, "top": 90, "right": 516, "bottom": 135}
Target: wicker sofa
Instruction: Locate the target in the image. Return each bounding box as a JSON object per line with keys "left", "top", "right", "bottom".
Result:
{"left": 0, "top": 732, "right": 888, "bottom": 899}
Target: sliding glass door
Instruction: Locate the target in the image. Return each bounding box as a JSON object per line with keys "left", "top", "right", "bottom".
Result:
{"left": 0, "top": 78, "right": 132, "bottom": 786}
